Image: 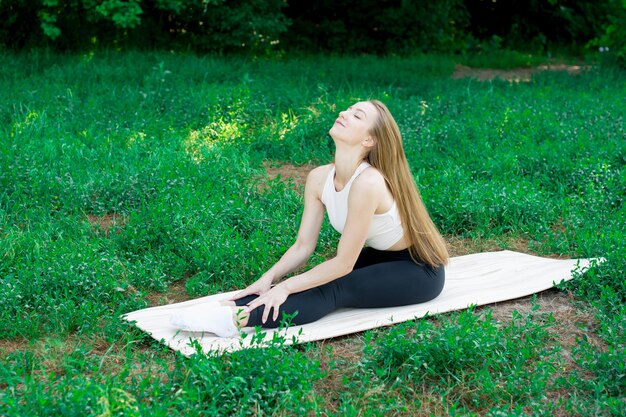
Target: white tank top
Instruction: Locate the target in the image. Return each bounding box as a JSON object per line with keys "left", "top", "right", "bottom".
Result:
{"left": 320, "top": 162, "right": 405, "bottom": 250}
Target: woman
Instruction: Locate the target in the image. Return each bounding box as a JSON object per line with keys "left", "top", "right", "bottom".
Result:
{"left": 170, "top": 100, "right": 448, "bottom": 337}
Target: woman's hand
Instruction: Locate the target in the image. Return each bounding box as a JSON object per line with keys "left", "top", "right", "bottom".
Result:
{"left": 245, "top": 284, "right": 290, "bottom": 324}
{"left": 230, "top": 275, "right": 273, "bottom": 301}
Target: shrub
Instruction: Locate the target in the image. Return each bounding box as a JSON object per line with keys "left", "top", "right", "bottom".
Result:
{"left": 0, "top": 0, "right": 290, "bottom": 53}
{"left": 589, "top": 0, "right": 626, "bottom": 66}
{"left": 281, "top": 0, "right": 469, "bottom": 54}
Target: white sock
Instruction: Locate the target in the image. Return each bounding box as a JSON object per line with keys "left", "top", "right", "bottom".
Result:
{"left": 170, "top": 304, "right": 240, "bottom": 338}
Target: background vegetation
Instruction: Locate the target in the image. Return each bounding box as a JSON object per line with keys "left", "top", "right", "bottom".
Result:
{"left": 0, "top": 0, "right": 624, "bottom": 415}
{"left": 0, "top": 48, "right": 624, "bottom": 415}
{"left": 1, "top": 0, "right": 625, "bottom": 63}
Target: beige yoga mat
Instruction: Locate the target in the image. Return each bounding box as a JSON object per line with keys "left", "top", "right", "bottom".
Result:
{"left": 123, "top": 250, "right": 601, "bottom": 356}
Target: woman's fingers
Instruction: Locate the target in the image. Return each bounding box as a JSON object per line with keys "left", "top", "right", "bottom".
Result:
{"left": 248, "top": 297, "right": 271, "bottom": 324}
{"left": 246, "top": 297, "right": 263, "bottom": 313}
{"left": 229, "top": 280, "right": 270, "bottom": 301}
{"left": 244, "top": 286, "right": 287, "bottom": 324}
{"left": 229, "top": 289, "right": 249, "bottom": 301}
{"left": 262, "top": 303, "right": 277, "bottom": 324}
{"left": 262, "top": 306, "right": 269, "bottom": 324}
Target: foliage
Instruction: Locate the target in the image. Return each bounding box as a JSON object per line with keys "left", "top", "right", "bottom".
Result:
{"left": 0, "top": 0, "right": 289, "bottom": 53}
{"left": 362, "top": 306, "right": 561, "bottom": 413}
{"left": 0, "top": 332, "right": 323, "bottom": 416}
{"left": 588, "top": 0, "right": 626, "bottom": 66}
{"left": 282, "top": 0, "right": 469, "bottom": 54}
{"left": 0, "top": 50, "right": 624, "bottom": 415}
{"left": 463, "top": 0, "right": 614, "bottom": 53}
{"left": 176, "top": 336, "right": 323, "bottom": 416}
{"left": 1, "top": 0, "right": 623, "bottom": 56}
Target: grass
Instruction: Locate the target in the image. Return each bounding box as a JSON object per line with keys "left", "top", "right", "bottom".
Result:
{"left": 0, "top": 49, "right": 624, "bottom": 416}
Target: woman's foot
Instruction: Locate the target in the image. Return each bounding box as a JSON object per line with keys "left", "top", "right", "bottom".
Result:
{"left": 169, "top": 304, "right": 246, "bottom": 337}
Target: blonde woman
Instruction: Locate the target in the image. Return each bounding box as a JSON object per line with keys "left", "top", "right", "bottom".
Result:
{"left": 170, "top": 100, "right": 449, "bottom": 336}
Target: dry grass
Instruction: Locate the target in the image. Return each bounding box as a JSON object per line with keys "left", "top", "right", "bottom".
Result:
{"left": 446, "top": 234, "right": 532, "bottom": 257}
{"left": 306, "top": 337, "right": 363, "bottom": 415}
{"left": 0, "top": 337, "right": 31, "bottom": 357}
{"left": 86, "top": 212, "right": 127, "bottom": 236}
{"left": 145, "top": 279, "right": 191, "bottom": 307}
{"left": 262, "top": 161, "right": 315, "bottom": 191}
{"left": 451, "top": 63, "right": 591, "bottom": 83}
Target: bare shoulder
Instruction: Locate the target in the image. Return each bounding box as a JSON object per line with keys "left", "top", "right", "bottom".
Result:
{"left": 308, "top": 163, "right": 333, "bottom": 178}
{"left": 352, "top": 166, "right": 387, "bottom": 192}
{"left": 305, "top": 164, "right": 333, "bottom": 194}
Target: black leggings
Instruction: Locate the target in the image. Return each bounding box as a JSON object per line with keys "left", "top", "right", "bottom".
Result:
{"left": 234, "top": 247, "right": 445, "bottom": 328}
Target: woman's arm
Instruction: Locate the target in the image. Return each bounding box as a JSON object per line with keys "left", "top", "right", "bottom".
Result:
{"left": 279, "top": 170, "right": 382, "bottom": 293}
{"left": 261, "top": 166, "right": 328, "bottom": 282}
{"left": 246, "top": 169, "right": 386, "bottom": 322}
{"left": 229, "top": 165, "right": 329, "bottom": 301}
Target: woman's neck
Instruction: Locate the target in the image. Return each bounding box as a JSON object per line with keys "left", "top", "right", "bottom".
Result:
{"left": 333, "top": 146, "right": 365, "bottom": 189}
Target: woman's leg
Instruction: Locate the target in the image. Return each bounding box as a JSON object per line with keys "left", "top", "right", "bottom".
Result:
{"left": 231, "top": 247, "right": 388, "bottom": 326}
{"left": 235, "top": 260, "right": 444, "bottom": 328}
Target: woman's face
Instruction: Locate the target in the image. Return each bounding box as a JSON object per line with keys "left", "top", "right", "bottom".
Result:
{"left": 329, "top": 101, "right": 378, "bottom": 146}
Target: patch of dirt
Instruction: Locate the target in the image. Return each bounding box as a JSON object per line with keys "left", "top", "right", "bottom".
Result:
{"left": 262, "top": 161, "right": 315, "bottom": 191}
{"left": 0, "top": 337, "right": 30, "bottom": 356}
{"left": 309, "top": 335, "right": 365, "bottom": 414}
{"left": 447, "top": 235, "right": 531, "bottom": 257}
{"left": 480, "top": 288, "right": 603, "bottom": 358}
{"left": 86, "top": 212, "right": 127, "bottom": 236}
{"left": 446, "top": 235, "right": 570, "bottom": 259}
{"left": 452, "top": 63, "right": 590, "bottom": 82}
{"left": 483, "top": 288, "right": 604, "bottom": 415}
{"left": 145, "top": 279, "right": 191, "bottom": 307}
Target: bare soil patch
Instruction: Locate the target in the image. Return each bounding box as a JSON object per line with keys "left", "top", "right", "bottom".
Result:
{"left": 452, "top": 63, "right": 590, "bottom": 82}
{"left": 310, "top": 335, "right": 365, "bottom": 414}
{"left": 447, "top": 234, "right": 531, "bottom": 257}
{"left": 0, "top": 337, "right": 31, "bottom": 356}
{"left": 478, "top": 288, "right": 603, "bottom": 358}
{"left": 446, "top": 235, "right": 570, "bottom": 259}
{"left": 145, "top": 279, "right": 191, "bottom": 307}
{"left": 86, "top": 212, "right": 127, "bottom": 236}
{"left": 262, "top": 161, "right": 315, "bottom": 191}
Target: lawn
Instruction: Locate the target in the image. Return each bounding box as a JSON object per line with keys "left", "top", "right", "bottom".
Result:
{"left": 0, "top": 50, "right": 624, "bottom": 416}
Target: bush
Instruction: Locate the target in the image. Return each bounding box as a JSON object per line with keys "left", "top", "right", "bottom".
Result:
{"left": 589, "top": 0, "right": 626, "bottom": 66}
{"left": 281, "top": 0, "right": 469, "bottom": 54}
{"left": 0, "top": 0, "right": 289, "bottom": 53}
{"left": 1, "top": 0, "right": 621, "bottom": 55}
{"left": 463, "top": 0, "right": 614, "bottom": 54}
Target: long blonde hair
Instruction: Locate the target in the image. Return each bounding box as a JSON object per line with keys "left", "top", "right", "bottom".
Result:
{"left": 365, "top": 100, "right": 449, "bottom": 267}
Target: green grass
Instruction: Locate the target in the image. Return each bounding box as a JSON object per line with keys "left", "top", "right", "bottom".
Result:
{"left": 0, "top": 49, "right": 624, "bottom": 416}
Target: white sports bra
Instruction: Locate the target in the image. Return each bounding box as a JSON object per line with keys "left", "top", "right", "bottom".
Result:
{"left": 320, "top": 162, "right": 405, "bottom": 250}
